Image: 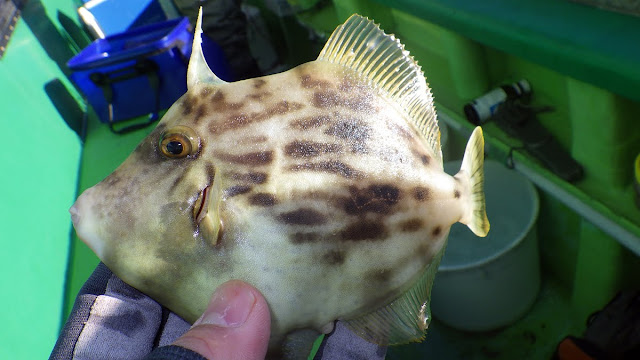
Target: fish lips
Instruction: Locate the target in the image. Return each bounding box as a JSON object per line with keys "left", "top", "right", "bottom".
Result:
{"left": 69, "top": 189, "right": 106, "bottom": 259}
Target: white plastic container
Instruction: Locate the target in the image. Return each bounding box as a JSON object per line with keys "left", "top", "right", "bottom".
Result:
{"left": 431, "top": 159, "right": 540, "bottom": 331}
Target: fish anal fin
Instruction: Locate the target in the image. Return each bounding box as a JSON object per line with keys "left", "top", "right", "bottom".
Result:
{"left": 343, "top": 249, "right": 446, "bottom": 345}
{"left": 318, "top": 14, "right": 441, "bottom": 163}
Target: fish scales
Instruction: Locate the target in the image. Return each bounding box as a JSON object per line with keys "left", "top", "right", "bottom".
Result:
{"left": 70, "top": 11, "right": 489, "bottom": 358}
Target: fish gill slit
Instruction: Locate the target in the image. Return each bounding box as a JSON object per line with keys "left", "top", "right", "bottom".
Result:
{"left": 194, "top": 186, "right": 210, "bottom": 224}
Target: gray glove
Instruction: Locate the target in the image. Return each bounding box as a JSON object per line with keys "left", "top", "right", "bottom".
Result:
{"left": 50, "top": 263, "right": 387, "bottom": 359}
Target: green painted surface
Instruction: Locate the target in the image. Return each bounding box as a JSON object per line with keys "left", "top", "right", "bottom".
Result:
{"left": 568, "top": 79, "right": 640, "bottom": 189}
{"left": 571, "top": 221, "right": 625, "bottom": 325}
{"left": 333, "top": 0, "right": 394, "bottom": 26}
{"left": 377, "top": 0, "right": 640, "bottom": 103}
{"left": 0, "top": 1, "right": 82, "bottom": 358}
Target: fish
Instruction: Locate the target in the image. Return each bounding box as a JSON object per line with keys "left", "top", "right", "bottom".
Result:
{"left": 70, "top": 10, "right": 489, "bottom": 358}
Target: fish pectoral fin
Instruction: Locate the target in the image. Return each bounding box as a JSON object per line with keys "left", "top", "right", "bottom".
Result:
{"left": 457, "top": 126, "right": 490, "bottom": 237}
{"left": 199, "top": 213, "right": 222, "bottom": 246}
{"left": 342, "top": 252, "right": 445, "bottom": 345}
{"left": 195, "top": 170, "right": 224, "bottom": 246}
{"left": 317, "top": 14, "right": 441, "bottom": 163}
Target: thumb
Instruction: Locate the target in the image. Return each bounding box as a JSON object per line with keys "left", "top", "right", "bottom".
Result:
{"left": 172, "top": 280, "right": 271, "bottom": 360}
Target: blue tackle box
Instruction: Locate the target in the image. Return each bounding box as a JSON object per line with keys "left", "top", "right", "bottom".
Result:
{"left": 78, "top": 0, "right": 177, "bottom": 38}
{"left": 68, "top": 16, "right": 231, "bottom": 133}
{"left": 68, "top": 17, "right": 192, "bottom": 133}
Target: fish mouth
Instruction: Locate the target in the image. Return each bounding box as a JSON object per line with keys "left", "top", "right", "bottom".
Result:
{"left": 70, "top": 204, "right": 81, "bottom": 227}
{"left": 193, "top": 185, "right": 212, "bottom": 225}
{"left": 69, "top": 193, "right": 106, "bottom": 259}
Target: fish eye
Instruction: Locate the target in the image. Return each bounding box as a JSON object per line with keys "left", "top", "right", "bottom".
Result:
{"left": 159, "top": 126, "right": 200, "bottom": 158}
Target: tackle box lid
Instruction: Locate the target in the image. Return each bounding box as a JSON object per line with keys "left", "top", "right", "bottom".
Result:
{"left": 68, "top": 17, "right": 191, "bottom": 71}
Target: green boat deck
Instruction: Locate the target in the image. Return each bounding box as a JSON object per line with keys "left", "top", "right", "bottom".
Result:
{"left": 3, "top": 0, "right": 640, "bottom": 359}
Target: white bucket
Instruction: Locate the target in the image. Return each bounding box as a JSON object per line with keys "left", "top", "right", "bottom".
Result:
{"left": 431, "top": 159, "right": 540, "bottom": 331}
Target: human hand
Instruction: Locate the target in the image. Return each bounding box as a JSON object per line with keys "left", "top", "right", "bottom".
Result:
{"left": 169, "top": 280, "right": 271, "bottom": 360}
{"left": 50, "top": 263, "right": 386, "bottom": 359}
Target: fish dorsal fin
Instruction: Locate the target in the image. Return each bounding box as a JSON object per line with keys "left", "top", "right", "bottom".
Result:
{"left": 343, "top": 245, "right": 446, "bottom": 345}
{"left": 187, "top": 7, "right": 226, "bottom": 90}
{"left": 317, "top": 14, "right": 441, "bottom": 162}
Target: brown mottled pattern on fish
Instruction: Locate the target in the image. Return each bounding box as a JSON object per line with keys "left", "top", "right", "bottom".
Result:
{"left": 179, "top": 67, "right": 444, "bottom": 251}
{"left": 70, "top": 12, "right": 489, "bottom": 358}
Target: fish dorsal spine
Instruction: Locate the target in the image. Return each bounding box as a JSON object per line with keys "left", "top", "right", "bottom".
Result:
{"left": 187, "top": 7, "right": 227, "bottom": 90}
{"left": 317, "top": 14, "right": 442, "bottom": 163}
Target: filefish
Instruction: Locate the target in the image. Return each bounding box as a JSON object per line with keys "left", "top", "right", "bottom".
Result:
{"left": 70, "top": 10, "right": 489, "bottom": 358}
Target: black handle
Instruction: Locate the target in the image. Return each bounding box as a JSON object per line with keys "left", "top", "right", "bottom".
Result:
{"left": 89, "top": 59, "right": 161, "bottom": 134}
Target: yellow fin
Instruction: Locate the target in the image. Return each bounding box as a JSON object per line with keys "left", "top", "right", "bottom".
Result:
{"left": 343, "top": 246, "right": 446, "bottom": 345}
{"left": 457, "top": 126, "right": 490, "bottom": 237}
{"left": 318, "top": 14, "right": 441, "bottom": 162}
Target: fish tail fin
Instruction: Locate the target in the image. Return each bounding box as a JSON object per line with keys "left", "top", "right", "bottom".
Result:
{"left": 457, "top": 126, "right": 490, "bottom": 237}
